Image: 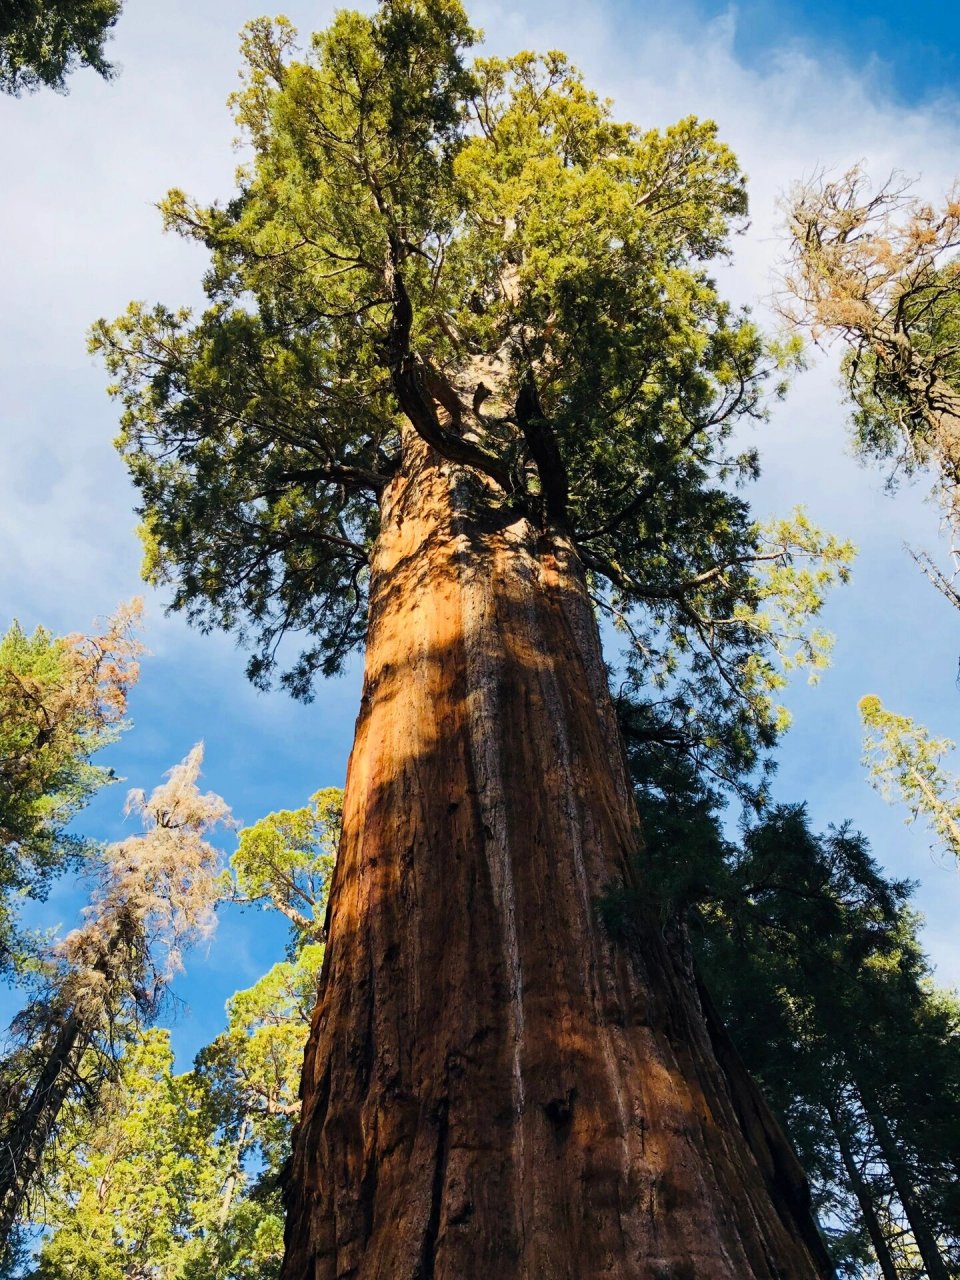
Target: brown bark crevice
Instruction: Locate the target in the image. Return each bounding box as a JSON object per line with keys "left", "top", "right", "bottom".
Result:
{"left": 283, "top": 439, "right": 835, "bottom": 1280}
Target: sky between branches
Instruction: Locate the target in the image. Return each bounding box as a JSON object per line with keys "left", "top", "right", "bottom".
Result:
{"left": 1, "top": 0, "right": 959, "bottom": 1064}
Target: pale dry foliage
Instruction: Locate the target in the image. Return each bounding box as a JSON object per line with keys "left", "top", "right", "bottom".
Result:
{"left": 781, "top": 166, "right": 960, "bottom": 530}
{"left": 782, "top": 166, "right": 960, "bottom": 342}
{"left": 57, "top": 743, "right": 233, "bottom": 1025}
{"left": 59, "top": 597, "right": 144, "bottom": 733}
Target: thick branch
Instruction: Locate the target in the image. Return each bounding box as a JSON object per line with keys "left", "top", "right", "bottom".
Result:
{"left": 384, "top": 242, "right": 512, "bottom": 490}
{"left": 515, "top": 373, "right": 568, "bottom": 525}
{"left": 578, "top": 546, "right": 782, "bottom": 601}
{"left": 278, "top": 461, "right": 394, "bottom": 496}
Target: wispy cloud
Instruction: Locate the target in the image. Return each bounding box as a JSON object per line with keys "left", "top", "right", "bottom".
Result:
{"left": 1, "top": 0, "right": 958, "bottom": 984}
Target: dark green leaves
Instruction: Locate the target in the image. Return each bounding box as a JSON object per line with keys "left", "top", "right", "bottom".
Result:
{"left": 0, "top": 0, "right": 122, "bottom": 95}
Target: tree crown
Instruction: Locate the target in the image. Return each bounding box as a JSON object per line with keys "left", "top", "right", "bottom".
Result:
{"left": 93, "top": 1, "right": 851, "bottom": 795}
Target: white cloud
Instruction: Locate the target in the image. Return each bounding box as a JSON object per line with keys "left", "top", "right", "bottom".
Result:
{"left": 1, "top": 0, "right": 958, "bottom": 983}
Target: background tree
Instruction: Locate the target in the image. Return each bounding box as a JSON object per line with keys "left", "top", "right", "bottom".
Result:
{"left": 192, "top": 789, "right": 339, "bottom": 1276}
{"left": 0, "top": 603, "right": 141, "bottom": 972}
{"left": 616, "top": 762, "right": 960, "bottom": 1279}
{"left": 26, "top": 1029, "right": 228, "bottom": 1280}
{"left": 92, "top": 4, "right": 853, "bottom": 1275}
{"left": 227, "top": 787, "right": 339, "bottom": 949}
{"left": 26, "top": 788, "right": 340, "bottom": 1280}
{"left": 782, "top": 167, "right": 960, "bottom": 573}
{"left": 0, "top": 744, "right": 230, "bottom": 1246}
{"left": 859, "top": 693, "right": 960, "bottom": 865}
{"left": 0, "top": 0, "right": 123, "bottom": 95}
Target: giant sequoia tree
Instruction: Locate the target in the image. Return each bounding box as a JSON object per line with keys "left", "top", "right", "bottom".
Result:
{"left": 93, "top": 5, "right": 849, "bottom": 1276}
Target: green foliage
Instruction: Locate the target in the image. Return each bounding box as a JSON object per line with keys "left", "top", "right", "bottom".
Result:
{"left": 228, "top": 788, "right": 340, "bottom": 950}
{"left": 859, "top": 694, "right": 960, "bottom": 864}
{"left": 604, "top": 721, "right": 960, "bottom": 1275}
{"left": 29, "top": 1030, "right": 228, "bottom": 1280}
{"left": 24, "top": 783, "right": 341, "bottom": 1278}
{"left": 28, "top": 998, "right": 315, "bottom": 1280}
{"left": 196, "top": 945, "right": 325, "bottom": 1245}
{"left": 0, "top": 745, "right": 231, "bottom": 1251}
{"left": 191, "top": 789, "right": 341, "bottom": 1262}
{"left": 0, "top": 605, "right": 140, "bottom": 972}
{"left": 840, "top": 257, "right": 960, "bottom": 490}
{"left": 699, "top": 812, "right": 960, "bottom": 1277}
{"left": 0, "top": 0, "right": 122, "bottom": 95}
{"left": 92, "top": 1, "right": 850, "bottom": 794}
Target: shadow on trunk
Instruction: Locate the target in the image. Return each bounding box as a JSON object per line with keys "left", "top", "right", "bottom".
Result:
{"left": 283, "top": 444, "right": 835, "bottom": 1280}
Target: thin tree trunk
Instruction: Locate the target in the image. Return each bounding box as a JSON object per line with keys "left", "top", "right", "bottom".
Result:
{"left": 862, "top": 1098, "right": 949, "bottom": 1280}
{"left": 825, "top": 1099, "right": 900, "bottom": 1280}
{"left": 283, "top": 442, "right": 835, "bottom": 1280}
{"left": 218, "top": 1116, "right": 252, "bottom": 1229}
{"left": 909, "top": 767, "right": 960, "bottom": 858}
{"left": 0, "top": 918, "right": 127, "bottom": 1239}
{"left": 0, "top": 1011, "right": 88, "bottom": 1239}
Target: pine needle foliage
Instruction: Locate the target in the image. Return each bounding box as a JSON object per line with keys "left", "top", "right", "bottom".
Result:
{"left": 859, "top": 694, "right": 960, "bottom": 865}
{"left": 0, "top": 745, "right": 231, "bottom": 1247}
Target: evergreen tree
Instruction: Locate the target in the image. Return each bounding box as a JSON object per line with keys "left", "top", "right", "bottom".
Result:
{"left": 783, "top": 166, "right": 960, "bottom": 550}
{"left": 0, "top": 745, "right": 230, "bottom": 1246}
{"left": 192, "top": 789, "right": 340, "bottom": 1276}
{"left": 0, "top": 603, "right": 141, "bottom": 971}
{"left": 859, "top": 693, "right": 960, "bottom": 864}
{"left": 0, "top": 0, "right": 123, "bottom": 95}
{"left": 227, "top": 787, "right": 339, "bottom": 949}
{"left": 27, "top": 1030, "right": 228, "bottom": 1280}
{"left": 26, "top": 789, "right": 340, "bottom": 1280}
{"left": 623, "top": 778, "right": 960, "bottom": 1278}
{"left": 92, "top": 4, "right": 853, "bottom": 1274}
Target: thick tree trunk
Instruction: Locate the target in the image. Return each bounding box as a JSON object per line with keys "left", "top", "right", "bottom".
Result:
{"left": 284, "top": 442, "right": 834, "bottom": 1280}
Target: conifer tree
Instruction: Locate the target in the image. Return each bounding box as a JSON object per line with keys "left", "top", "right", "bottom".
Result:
{"left": 27, "top": 789, "right": 340, "bottom": 1280}
{"left": 0, "top": 745, "right": 230, "bottom": 1244}
{"left": 92, "top": 5, "right": 853, "bottom": 1274}
{"left": 26, "top": 1029, "right": 229, "bottom": 1280}
{"left": 783, "top": 167, "right": 960, "bottom": 547}
{"left": 0, "top": 603, "right": 141, "bottom": 970}
{"left": 859, "top": 694, "right": 960, "bottom": 864}
{"left": 638, "top": 793, "right": 960, "bottom": 1278}
{"left": 0, "top": 0, "right": 123, "bottom": 95}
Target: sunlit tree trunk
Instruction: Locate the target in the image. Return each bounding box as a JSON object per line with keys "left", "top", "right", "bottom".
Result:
{"left": 284, "top": 442, "right": 834, "bottom": 1280}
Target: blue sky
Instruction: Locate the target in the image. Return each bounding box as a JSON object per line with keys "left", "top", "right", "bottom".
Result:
{"left": 699, "top": 0, "right": 960, "bottom": 103}
{"left": 2, "top": 0, "right": 960, "bottom": 1067}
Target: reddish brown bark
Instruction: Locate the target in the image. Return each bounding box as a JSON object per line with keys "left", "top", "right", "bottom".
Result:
{"left": 283, "top": 441, "right": 835, "bottom": 1280}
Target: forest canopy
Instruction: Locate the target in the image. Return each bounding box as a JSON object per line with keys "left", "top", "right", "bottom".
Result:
{"left": 0, "top": 0, "right": 123, "bottom": 95}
